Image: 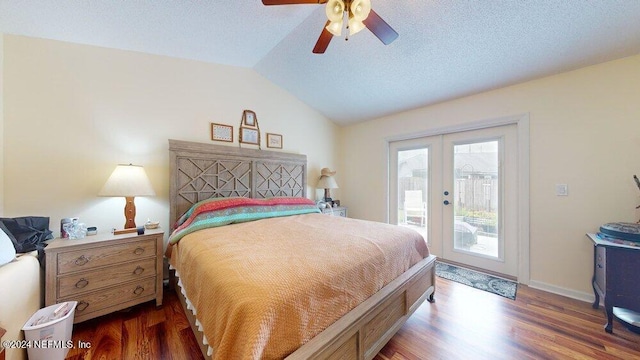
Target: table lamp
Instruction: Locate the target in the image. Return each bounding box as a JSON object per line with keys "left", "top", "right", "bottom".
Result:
{"left": 317, "top": 168, "right": 338, "bottom": 202}
{"left": 98, "top": 164, "right": 155, "bottom": 230}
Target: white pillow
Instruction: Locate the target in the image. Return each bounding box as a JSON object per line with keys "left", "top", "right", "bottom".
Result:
{"left": 0, "top": 227, "right": 17, "bottom": 266}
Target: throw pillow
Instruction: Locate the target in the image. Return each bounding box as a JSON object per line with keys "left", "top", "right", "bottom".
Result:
{"left": 0, "top": 227, "right": 17, "bottom": 266}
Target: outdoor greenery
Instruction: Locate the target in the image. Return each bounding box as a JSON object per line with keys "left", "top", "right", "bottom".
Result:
{"left": 455, "top": 207, "right": 498, "bottom": 234}
{"left": 455, "top": 208, "right": 496, "bottom": 223}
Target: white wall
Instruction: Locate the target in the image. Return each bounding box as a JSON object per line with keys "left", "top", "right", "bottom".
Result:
{"left": 2, "top": 35, "right": 339, "bottom": 245}
{"left": 340, "top": 54, "right": 640, "bottom": 299}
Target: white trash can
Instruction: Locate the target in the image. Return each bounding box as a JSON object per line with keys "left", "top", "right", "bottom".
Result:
{"left": 22, "top": 301, "right": 78, "bottom": 360}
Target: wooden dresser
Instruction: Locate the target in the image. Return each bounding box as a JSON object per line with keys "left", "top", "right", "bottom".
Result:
{"left": 587, "top": 233, "right": 640, "bottom": 333}
{"left": 45, "top": 229, "right": 164, "bottom": 323}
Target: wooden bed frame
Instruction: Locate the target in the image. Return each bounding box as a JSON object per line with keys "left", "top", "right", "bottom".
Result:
{"left": 168, "top": 139, "right": 436, "bottom": 360}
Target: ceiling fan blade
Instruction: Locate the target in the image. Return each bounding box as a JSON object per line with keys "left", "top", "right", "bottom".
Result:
{"left": 313, "top": 21, "right": 333, "bottom": 54}
{"left": 363, "top": 9, "right": 399, "bottom": 45}
{"left": 262, "top": 0, "right": 327, "bottom": 5}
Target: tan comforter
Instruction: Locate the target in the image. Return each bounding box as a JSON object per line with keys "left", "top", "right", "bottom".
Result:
{"left": 170, "top": 213, "right": 429, "bottom": 360}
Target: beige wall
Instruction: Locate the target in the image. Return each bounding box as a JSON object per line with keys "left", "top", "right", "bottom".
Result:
{"left": 2, "top": 35, "right": 339, "bottom": 244}
{"left": 340, "top": 54, "right": 640, "bottom": 300}
{"left": 4, "top": 33, "right": 639, "bottom": 300}
{"left": 0, "top": 34, "right": 4, "bottom": 216}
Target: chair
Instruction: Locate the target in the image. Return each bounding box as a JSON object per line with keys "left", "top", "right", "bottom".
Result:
{"left": 404, "top": 190, "right": 426, "bottom": 226}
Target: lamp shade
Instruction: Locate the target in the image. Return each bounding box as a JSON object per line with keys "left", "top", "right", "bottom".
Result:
{"left": 348, "top": 18, "right": 366, "bottom": 36}
{"left": 98, "top": 164, "right": 156, "bottom": 197}
{"left": 351, "top": 0, "right": 371, "bottom": 21}
{"left": 325, "top": 0, "right": 345, "bottom": 22}
{"left": 317, "top": 175, "right": 339, "bottom": 189}
{"left": 326, "top": 20, "right": 343, "bottom": 36}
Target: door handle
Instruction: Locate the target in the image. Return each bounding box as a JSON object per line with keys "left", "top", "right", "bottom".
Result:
{"left": 444, "top": 200, "right": 450, "bottom": 205}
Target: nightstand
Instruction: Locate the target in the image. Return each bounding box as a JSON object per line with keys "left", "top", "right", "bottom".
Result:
{"left": 321, "top": 206, "right": 348, "bottom": 217}
{"left": 45, "top": 228, "right": 164, "bottom": 323}
{"left": 587, "top": 233, "right": 640, "bottom": 333}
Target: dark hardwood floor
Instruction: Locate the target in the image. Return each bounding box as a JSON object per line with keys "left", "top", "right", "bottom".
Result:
{"left": 65, "top": 287, "right": 203, "bottom": 360}
{"left": 375, "top": 279, "right": 640, "bottom": 360}
{"left": 66, "top": 278, "right": 640, "bottom": 359}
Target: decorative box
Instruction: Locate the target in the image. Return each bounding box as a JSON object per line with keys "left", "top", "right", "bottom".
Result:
{"left": 599, "top": 222, "right": 640, "bottom": 243}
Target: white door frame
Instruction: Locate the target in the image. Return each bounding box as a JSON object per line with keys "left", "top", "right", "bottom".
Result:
{"left": 384, "top": 113, "right": 530, "bottom": 285}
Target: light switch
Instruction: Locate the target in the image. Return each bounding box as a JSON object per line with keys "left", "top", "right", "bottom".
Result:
{"left": 556, "top": 184, "right": 568, "bottom": 196}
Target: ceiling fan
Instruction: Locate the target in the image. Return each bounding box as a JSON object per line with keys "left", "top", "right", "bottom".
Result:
{"left": 262, "top": 0, "right": 398, "bottom": 54}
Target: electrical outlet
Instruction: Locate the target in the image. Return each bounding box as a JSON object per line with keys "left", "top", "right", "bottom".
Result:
{"left": 556, "top": 184, "right": 568, "bottom": 196}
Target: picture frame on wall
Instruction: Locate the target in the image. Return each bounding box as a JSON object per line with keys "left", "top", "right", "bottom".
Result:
{"left": 211, "top": 123, "right": 233, "bottom": 142}
{"left": 238, "top": 109, "right": 261, "bottom": 148}
{"left": 240, "top": 127, "right": 260, "bottom": 145}
{"left": 266, "top": 133, "right": 283, "bottom": 149}
{"left": 243, "top": 110, "right": 257, "bottom": 126}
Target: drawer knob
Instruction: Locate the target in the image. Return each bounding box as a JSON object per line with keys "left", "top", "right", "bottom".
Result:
{"left": 133, "top": 266, "right": 145, "bottom": 275}
{"left": 133, "top": 247, "right": 145, "bottom": 255}
{"left": 133, "top": 286, "right": 145, "bottom": 295}
{"left": 75, "top": 278, "right": 89, "bottom": 288}
{"left": 77, "top": 301, "right": 89, "bottom": 312}
{"left": 74, "top": 255, "right": 89, "bottom": 266}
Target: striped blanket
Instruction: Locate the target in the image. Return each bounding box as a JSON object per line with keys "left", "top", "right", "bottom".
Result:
{"left": 169, "top": 197, "right": 320, "bottom": 245}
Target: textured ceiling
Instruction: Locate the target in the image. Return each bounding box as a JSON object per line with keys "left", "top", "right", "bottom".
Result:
{"left": 2, "top": 1, "right": 640, "bottom": 125}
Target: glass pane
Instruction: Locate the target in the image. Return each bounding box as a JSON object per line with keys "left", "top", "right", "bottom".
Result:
{"left": 397, "top": 148, "right": 428, "bottom": 241}
{"left": 453, "top": 141, "right": 499, "bottom": 258}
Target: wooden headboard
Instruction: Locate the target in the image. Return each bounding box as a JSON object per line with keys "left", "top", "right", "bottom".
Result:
{"left": 169, "top": 139, "right": 307, "bottom": 228}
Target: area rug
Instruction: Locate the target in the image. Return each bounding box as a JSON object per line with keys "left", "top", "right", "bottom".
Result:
{"left": 435, "top": 261, "right": 517, "bottom": 300}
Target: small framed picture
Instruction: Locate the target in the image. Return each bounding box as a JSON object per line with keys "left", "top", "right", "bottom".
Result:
{"left": 211, "top": 123, "right": 233, "bottom": 142}
{"left": 266, "top": 133, "right": 283, "bottom": 149}
{"left": 243, "top": 110, "right": 257, "bottom": 127}
{"left": 240, "top": 127, "right": 259, "bottom": 145}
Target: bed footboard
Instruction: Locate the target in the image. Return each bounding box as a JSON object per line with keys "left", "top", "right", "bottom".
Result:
{"left": 287, "top": 254, "right": 436, "bottom": 360}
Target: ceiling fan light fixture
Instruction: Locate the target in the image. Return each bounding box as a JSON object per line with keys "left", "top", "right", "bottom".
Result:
{"left": 263, "top": 0, "right": 397, "bottom": 54}
{"left": 350, "top": 0, "right": 371, "bottom": 22}
{"left": 326, "top": 19, "right": 343, "bottom": 36}
{"left": 325, "top": 0, "right": 345, "bottom": 22}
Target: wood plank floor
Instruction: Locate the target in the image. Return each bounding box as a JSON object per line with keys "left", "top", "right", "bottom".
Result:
{"left": 65, "top": 278, "right": 640, "bottom": 359}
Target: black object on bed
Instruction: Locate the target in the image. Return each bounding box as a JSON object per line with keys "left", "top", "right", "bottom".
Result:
{"left": 0, "top": 216, "right": 53, "bottom": 266}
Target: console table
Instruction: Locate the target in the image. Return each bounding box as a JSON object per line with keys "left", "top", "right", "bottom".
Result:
{"left": 587, "top": 233, "right": 640, "bottom": 333}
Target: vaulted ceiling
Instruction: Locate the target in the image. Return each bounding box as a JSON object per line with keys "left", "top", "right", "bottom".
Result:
{"left": 2, "top": 1, "right": 640, "bottom": 125}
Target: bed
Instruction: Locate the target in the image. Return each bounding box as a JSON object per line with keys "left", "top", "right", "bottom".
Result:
{"left": 0, "top": 252, "right": 41, "bottom": 360}
{"left": 167, "top": 139, "right": 436, "bottom": 360}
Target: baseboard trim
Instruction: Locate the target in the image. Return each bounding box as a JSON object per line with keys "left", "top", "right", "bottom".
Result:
{"left": 528, "top": 280, "right": 598, "bottom": 305}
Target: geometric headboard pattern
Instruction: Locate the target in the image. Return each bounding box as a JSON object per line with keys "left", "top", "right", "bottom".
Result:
{"left": 169, "top": 139, "right": 307, "bottom": 228}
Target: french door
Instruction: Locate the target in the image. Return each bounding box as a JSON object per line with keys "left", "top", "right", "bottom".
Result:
{"left": 389, "top": 124, "right": 519, "bottom": 277}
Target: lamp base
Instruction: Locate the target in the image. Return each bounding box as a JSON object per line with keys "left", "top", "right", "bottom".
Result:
{"left": 124, "top": 196, "right": 137, "bottom": 229}
{"left": 114, "top": 227, "right": 145, "bottom": 236}
{"left": 323, "top": 189, "right": 332, "bottom": 204}
{"left": 114, "top": 228, "right": 138, "bottom": 235}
